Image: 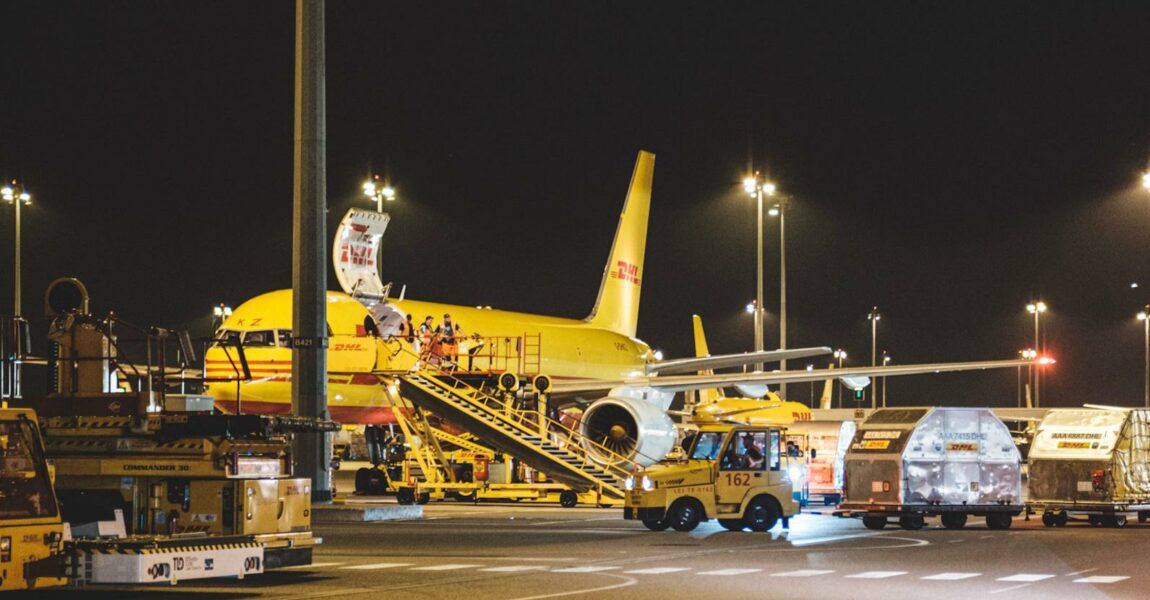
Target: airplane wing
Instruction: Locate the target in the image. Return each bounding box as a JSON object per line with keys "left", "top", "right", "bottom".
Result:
{"left": 647, "top": 346, "right": 832, "bottom": 375}
{"left": 551, "top": 358, "right": 1039, "bottom": 396}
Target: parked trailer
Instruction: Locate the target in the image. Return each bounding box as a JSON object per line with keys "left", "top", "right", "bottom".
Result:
{"left": 1029, "top": 408, "right": 1150, "bottom": 528}
{"left": 837, "top": 407, "right": 1023, "bottom": 530}
{"left": 797, "top": 420, "right": 856, "bottom": 505}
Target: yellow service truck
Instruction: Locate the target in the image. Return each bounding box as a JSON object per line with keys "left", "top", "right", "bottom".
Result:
{"left": 624, "top": 424, "right": 799, "bottom": 532}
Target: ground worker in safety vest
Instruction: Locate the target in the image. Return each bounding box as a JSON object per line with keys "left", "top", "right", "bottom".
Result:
{"left": 436, "top": 313, "right": 462, "bottom": 367}
{"left": 417, "top": 316, "right": 436, "bottom": 362}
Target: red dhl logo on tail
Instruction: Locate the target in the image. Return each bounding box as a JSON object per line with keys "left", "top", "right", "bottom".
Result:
{"left": 610, "top": 260, "right": 641, "bottom": 286}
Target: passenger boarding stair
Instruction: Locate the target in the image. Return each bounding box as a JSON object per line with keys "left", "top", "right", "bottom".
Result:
{"left": 396, "top": 371, "right": 632, "bottom": 499}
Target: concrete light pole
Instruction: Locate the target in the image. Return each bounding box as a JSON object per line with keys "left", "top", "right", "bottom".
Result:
{"left": 742, "top": 174, "right": 775, "bottom": 372}
{"left": 867, "top": 307, "right": 880, "bottom": 409}
{"left": 1139, "top": 307, "right": 1150, "bottom": 408}
{"left": 769, "top": 200, "right": 787, "bottom": 398}
{"left": 1026, "top": 301, "right": 1047, "bottom": 407}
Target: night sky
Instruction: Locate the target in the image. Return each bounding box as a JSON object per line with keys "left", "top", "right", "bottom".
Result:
{"left": 4, "top": 2, "right": 1150, "bottom": 408}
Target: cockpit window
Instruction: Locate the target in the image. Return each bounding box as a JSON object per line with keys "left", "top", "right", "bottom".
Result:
{"left": 212, "top": 329, "right": 241, "bottom": 347}
{"left": 242, "top": 330, "right": 277, "bottom": 347}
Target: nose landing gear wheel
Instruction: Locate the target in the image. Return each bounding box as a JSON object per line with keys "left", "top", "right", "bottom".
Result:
{"left": 669, "top": 499, "right": 704, "bottom": 532}
{"left": 862, "top": 516, "right": 887, "bottom": 530}
{"left": 941, "top": 513, "right": 967, "bottom": 530}
{"left": 559, "top": 490, "right": 578, "bottom": 508}
{"left": 899, "top": 515, "right": 925, "bottom": 531}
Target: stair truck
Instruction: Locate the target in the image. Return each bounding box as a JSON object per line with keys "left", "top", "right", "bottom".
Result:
{"left": 624, "top": 423, "right": 799, "bottom": 532}
{"left": 1029, "top": 408, "right": 1150, "bottom": 527}
{"left": 837, "top": 407, "right": 1023, "bottom": 530}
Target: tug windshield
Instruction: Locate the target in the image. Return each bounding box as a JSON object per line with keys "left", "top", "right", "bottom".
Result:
{"left": 0, "top": 419, "right": 58, "bottom": 520}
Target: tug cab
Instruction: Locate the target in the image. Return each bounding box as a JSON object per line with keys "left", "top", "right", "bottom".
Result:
{"left": 624, "top": 424, "right": 799, "bottom": 532}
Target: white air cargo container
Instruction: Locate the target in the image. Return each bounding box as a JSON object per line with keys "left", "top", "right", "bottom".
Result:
{"left": 798, "top": 420, "right": 857, "bottom": 505}
{"left": 837, "top": 407, "right": 1023, "bottom": 530}
{"left": 1029, "top": 408, "right": 1150, "bottom": 527}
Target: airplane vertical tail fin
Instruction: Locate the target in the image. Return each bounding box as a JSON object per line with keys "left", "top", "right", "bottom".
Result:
{"left": 818, "top": 363, "right": 835, "bottom": 410}
{"left": 692, "top": 314, "right": 724, "bottom": 404}
{"left": 585, "top": 151, "right": 655, "bottom": 338}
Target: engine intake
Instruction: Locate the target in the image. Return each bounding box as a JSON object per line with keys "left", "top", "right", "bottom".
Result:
{"left": 580, "top": 396, "right": 677, "bottom": 467}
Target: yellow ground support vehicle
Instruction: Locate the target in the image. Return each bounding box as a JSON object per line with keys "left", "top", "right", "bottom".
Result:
{"left": 0, "top": 408, "right": 68, "bottom": 592}
{"left": 624, "top": 424, "right": 799, "bottom": 532}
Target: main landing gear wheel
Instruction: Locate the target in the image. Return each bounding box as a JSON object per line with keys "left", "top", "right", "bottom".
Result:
{"left": 899, "top": 515, "right": 925, "bottom": 531}
{"left": 719, "top": 519, "right": 746, "bottom": 532}
{"left": 669, "top": 499, "right": 704, "bottom": 532}
{"left": 642, "top": 518, "right": 671, "bottom": 531}
{"left": 985, "top": 513, "right": 1013, "bottom": 530}
{"left": 862, "top": 516, "right": 887, "bottom": 530}
{"left": 559, "top": 490, "right": 579, "bottom": 508}
{"left": 941, "top": 513, "right": 968, "bottom": 530}
{"left": 744, "top": 496, "right": 781, "bottom": 532}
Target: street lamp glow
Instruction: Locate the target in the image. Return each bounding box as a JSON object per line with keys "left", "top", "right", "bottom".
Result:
{"left": 743, "top": 177, "right": 757, "bottom": 195}
{"left": 768, "top": 205, "right": 780, "bottom": 217}
{"left": 1027, "top": 301, "right": 1047, "bottom": 314}
{"left": 381, "top": 185, "right": 396, "bottom": 201}
{"left": 362, "top": 174, "right": 396, "bottom": 212}
{"left": 745, "top": 301, "right": 755, "bottom": 314}
{"left": 1142, "top": 171, "right": 1150, "bottom": 191}
{"left": 1139, "top": 311, "right": 1148, "bottom": 322}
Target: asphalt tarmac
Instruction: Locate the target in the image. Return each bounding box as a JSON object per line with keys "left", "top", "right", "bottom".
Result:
{"left": 36, "top": 497, "right": 1147, "bottom": 600}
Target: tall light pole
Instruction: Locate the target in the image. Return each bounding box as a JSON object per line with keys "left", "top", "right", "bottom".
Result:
{"left": 1020, "top": 349, "right": 1037, "bottom": 408}
{"left": 833, "top": 349, "right": 847, "bottom": 408}
{"left": 882, "top": 351, "right": 890, "bottom": 408}
{"left": 1026, "top": 301, "right": 1047, "bottom": 407}
{"left": 743, "top": 174, "right": 776, "bottom": 371}
{"left": 362, "top": 174, "right": 396, "bottom": 212}
{"left": 1139, "top": 307, "right": 1150, "bottom": 408}
{"left": 2, "top": 181, "right": 32, "bottom": 317}
{"left": 867, "top": 307, "right": 880, "bottom": 409}
{"left": 212, "top": 303, "right": 233, "bottom": 331}
{"left": 768, "top": 199, "right": 788, "bottom": 398}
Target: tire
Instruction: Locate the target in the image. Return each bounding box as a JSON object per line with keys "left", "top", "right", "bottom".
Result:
{"left": 669, "top": 499, "right": 704, "bottom": 532}
{"left": 862, "top": 516, "right": 887, "bottom": 530}
{"left": 642, "top": 518, "right": 670, "bottom": 531}
{"left": 986, "top": 513, "right": 1012, "bottom": 530}
{"left": 1088, "top": 515, "right": 1103, "bottom": 527}
{"left": 1103, "top": 515, "right": 1128, "bottom": 528}
{"left": 396, "top": 488, "right": 416, "bottom": 505}
{"left": 453, "top": 489, "right": 476, "bottom": 502}
{"left": 1054, "top": 511, "right": 1069, "bottom": 527}
{"left": 355, "top": 468, "right": 372, "bottom": 494}
{"left": 719, "top": 519, "right": 746, "bottom": 532}
{"left": 1138, "top": 511, "right": 1150, "bottom": 523}
{"left": 899, "top": 515, "right": 925, "bottom": 531}
{"left": 941, "top": 513, "right": 967, "bottom": 530}
{"left": 416, "top": 492, "right": 431, "bottom": 505}
{"left": 559, "top": 490, "right": 578, "bottom": 508}
{"left": 1041, "top": 513, "right": 1056, "bottom": 527}
{"left": 744, "top": 496, "right": 781, "bottom": 532}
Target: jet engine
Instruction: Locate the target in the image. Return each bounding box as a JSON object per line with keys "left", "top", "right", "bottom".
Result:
{"left": 580, "top": 396, "right": 677, "bottom": 467}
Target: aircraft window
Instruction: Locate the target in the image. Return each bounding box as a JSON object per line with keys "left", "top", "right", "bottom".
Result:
{"left": 242, "top": 330, "right": 277, "bottom": 347}
{"left": 688, "top": 432, "right": 724, "bottom": 461}
{"left": 277, "top": 331, "right": 292, "bottom": 347}
{"left": 0, "top": 419, "right": 59, "bottom": 519}
{"left": 212, "top": 330, "right": 241, "bottom": 347}
{"left": 721, "top": 430, "right": 768, "bottom": 471}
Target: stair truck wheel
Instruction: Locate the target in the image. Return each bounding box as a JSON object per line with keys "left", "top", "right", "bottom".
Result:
{"left": 559, "top": 490, "right": 579, "bottom": 508}
{"left": 355, "top": 468, "right": 372, "bottom": 494}
{"left": 986, "top": 513, "right": 1012, "bottom": 530}
{"left": 416, "top": 492, "right": 431, "bottom": 505}
{"left": 718, "top": 519, "right": 746, "bottom": 531}
{"left": 642, "top": 518, "right": 671, "bottom": 531}
{"left": 862, "top": 516, "right": 887, "bottom": 530}
{"left": 899, "top": 515, "right": 925, "bottom": 531}
{"left": 396, "top": 487, "right": 416, "bottom": 505}
{"left": 669, "top": 498, "right": 704, "bottom": 532}
{"left": 744, "top": 495, "right": 781, "bottom": 532}
{"left": 941, "top": 512, "right": 968, "bottom": 530}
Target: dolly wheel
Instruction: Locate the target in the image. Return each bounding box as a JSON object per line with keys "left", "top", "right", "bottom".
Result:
{"left": 1139, "top": 511, "right": 1150, "bottom": 523}
{"left": 1054, "top": 511, "right": 1069, "bottom": 527}
{"left": 862, "top": 516, "right": 887, "bottom": 530}
{"left": 1041, "top": 513, "right": 1056, "bottom": 527}
{"left": 559, "top": 490, "right": 579, "bottom": 508}
{"left": 986, "top": 513, "right": 1012, "bottom": 530}
{"left": 899, "top": 515, "right": 925, "bottom": 531}
{"left": 642, "top": 518, "right": 670, "bottom": 531}
{"left": 1104, "top": 515, "right": 1128, "bottom": 528}
{"left": 941, "top": 513, "right": 967, "bottom": 530}
{"left": 719, "top": 519, "right": 746, "bottom": 532}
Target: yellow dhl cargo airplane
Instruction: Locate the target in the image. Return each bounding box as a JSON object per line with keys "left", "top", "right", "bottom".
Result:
{"left": 205, "top": 150, "right": 1038, "bottom": 466}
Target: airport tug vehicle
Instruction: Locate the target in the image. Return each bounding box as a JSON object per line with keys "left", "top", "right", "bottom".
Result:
{"left": 624, "top": 424, "right": 799, "bottom": 532}
{"left": 837, "top": 407, "right": 1023, "bottom": 530}
{"left": 1028, "top": 408, "right": 1150, "bottom": 528}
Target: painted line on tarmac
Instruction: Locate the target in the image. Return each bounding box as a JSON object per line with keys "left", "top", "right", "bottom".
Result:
{"left": 770, "top": 569, "right": 836, "bottom": 577}
{"left": 624, "top": 567, "right": 691, "bottom": 574}
{"left": 996, "top": 574, "right": 1055, "bottom": 583}
{"left": 283, "top": 561, "right": 346, "bottom": 569}
{"left": 1074, "top": 576, "right": 1129, "bottom": 584}
{"left": 551, "top": 566, "right": 622, "bottom": 573}
{"left": 921, "top": 572, "right": 981, "bottom": 580}
{"left": 1064, "top": 568, "right": 1098, "bottom": 576}
{"left": 846, "top": 571, "right": 908, "bottom": 579}
{"left": 698, "top": 568, "right": 764, "bottom": 576}
{"left": 340, "top": 562, "right": 414, "bottom": 570}
{"left": 506, "top": 574, "right": 638, "bottom": 600}
{"left": 411, "top": 563, "right": 485, "bottom": 571}
{"left": 789, "top": 532, "right": 885, "bottom": 547}
{"left": 479, "top": 566, "right": 551, "bottom": 572}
